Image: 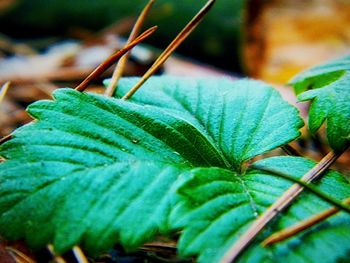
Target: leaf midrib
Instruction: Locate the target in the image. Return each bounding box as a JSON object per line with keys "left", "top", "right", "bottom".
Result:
{"left": 149, "top": 85, "right": 232, "bottom": 168}
{"left": 67, "top": 91, "right": 232, "bottom": 167}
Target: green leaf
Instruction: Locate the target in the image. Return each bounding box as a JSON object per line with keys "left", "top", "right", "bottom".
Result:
{"left": 176, "top": 156, "right": 350, "bottom": 263}
{"left": 297, "top": 72, "right": 350, "bottom": 151}
{"left": 289, "top": 55, "right": 350, "bottom": 151}
{"left": 0, "top": 88, "right": 207, "bottom": 254}
{"left": 0, "top": 159, "right": 184, "bottom": 255}
{"left": 241, "top": 213, "right": 350, "bottom": 263}
{"left": 0, "top": 76, "right": 303, "bottom": 255}
{"left": 113, "top": 77, "right": 304, "bottom": 169}
{"left": 289, "top": 55, "right": 350, "bottom": 94}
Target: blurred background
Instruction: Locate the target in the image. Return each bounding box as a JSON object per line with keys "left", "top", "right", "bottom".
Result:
{"left": 0, "top": 1, "right": 350, "bottom": 262}
{"left": 0, "top": 0, "right": 349, "bottom": 79}
{"left": 0, "top": 0, "right": 349, "bottom": 147}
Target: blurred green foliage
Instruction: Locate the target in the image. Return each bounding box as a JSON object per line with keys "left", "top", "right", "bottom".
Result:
{"left": 0, "top": 0, "right": 246, "bottom": 71}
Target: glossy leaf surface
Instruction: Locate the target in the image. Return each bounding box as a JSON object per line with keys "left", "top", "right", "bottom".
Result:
{"left": 176, "top": 157, "right": 350, "bottom": 263}
{"left": 115, "top": 77, "right": 304, "bottom": 168}
{"left": 0, "top": 77, "right": 304, "bottom": 256}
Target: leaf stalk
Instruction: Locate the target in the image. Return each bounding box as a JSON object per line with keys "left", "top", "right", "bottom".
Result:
{"left": 259, "top": 168, "right": 350, "bottom": 214}
{"left": 220, "top": 147, "right": 348, "bottom": 263}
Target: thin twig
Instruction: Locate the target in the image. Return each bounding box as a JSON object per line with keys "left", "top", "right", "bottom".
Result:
{"left": 0, "top": 81, "right": 10, "bottom": 104}
{"left": 72, "top": 246, "right": 89, "bottom": 263}
{"left": 262, "top": 197, "right": 350, "bottom": 246}
{"left": 220, "top": 147, "right": 348, "bottom": 263}
{"left": 6, "top": 247, "right": 36, "bottom": 263}
{"left": 122, "top": 0, "right": 216, "bottom": 100}
{"left": 75, "top": 26, "right": 157, "bottom": 92}
{"left": 105, "top": 0, "right": 155, "bottom": 97}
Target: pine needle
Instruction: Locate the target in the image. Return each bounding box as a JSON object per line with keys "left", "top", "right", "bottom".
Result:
{"left": 262, "top": 197, "right": 350, "bottom": 246}
{"left": 6, "top": 247, "right": 35, "bottom": 263}
{"left": 72, "top": 246, "right": 89, "bottom": 263}
{"left": 75, "top": 26, "right": 157, "bottom": 92}
{"left": 105, "top": 0, "right": 155, "bottom": 97}
{"left": 122, "top": 0, "right": 216, "bottom": 100}
{"left": 220, "top": 147, "right": 348, "bottom": 262}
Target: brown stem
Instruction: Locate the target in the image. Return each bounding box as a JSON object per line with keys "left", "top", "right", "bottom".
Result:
{"left": 262, "top": 197, "right": 350, "bottom": 246}
{"left": 105, "top": 0, "right": 155, "bottom": 97}
{"left": 220, "top": 147, "right": 348, "bottom": 263}
{"left": 122, "top": 0, "right": 216, "bottom": 100}
{"left": 75, "top": 26, "right": 157, "bottom": 92}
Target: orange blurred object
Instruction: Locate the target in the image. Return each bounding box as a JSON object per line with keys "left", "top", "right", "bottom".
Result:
{"left": 245, "top": 0, "right": 350, "bottom": 84}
